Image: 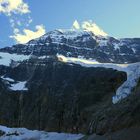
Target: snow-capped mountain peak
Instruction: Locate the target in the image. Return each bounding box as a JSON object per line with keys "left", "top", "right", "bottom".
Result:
{"left": 29, "top": 28, "right": 93, "bottom": 46}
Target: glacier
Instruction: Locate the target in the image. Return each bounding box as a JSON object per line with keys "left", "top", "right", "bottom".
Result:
{"left": 57, "top": 54, "right": 140, "bottom": 104}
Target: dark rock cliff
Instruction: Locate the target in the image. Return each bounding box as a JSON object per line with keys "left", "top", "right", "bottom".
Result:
{"left": 0, "top": 58, "right": 126, "bottom": 133}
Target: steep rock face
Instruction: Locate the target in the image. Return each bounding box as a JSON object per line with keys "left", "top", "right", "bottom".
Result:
{"left": 88, "top": 79, "right": 140, "bottom": 135}
{"left": 0, "top": 58, "right": 126, "bottom": 133}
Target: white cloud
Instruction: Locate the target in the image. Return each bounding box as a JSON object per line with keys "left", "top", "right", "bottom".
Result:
{"left": 26, "top": 16, "right": 33, "bottom": 27}
{"left": 72, "top": 20, "right": 80, "bottom": 30}
{"left": 9, "top": 15, "right": 33, "bottom": 29}
{"left": 13, "top": 28, "right": 19, "bottom": 34}
{"left": 9, "top": 18, "right": 15, "bottom": 27}
{"left": 0, "top": 0, "right": 40, "bottom": 46}
{"left": 72, "top": 20, "right": 108, "bottom": 36}
{"left": 0, "top": 0, "right": 30, "bottom": 15}
{"left": 28, "top": 18, "right": 33, "bottom": 24}
{"left": 10, "top": 25, "right": 46, "bottom": 44}
{"left": 82, "top": 21, "right": 108, "bottom": 36}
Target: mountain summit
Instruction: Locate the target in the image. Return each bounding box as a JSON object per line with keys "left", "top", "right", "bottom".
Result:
{"left": 1, "top": 27, "right": 140, "bottom": 64}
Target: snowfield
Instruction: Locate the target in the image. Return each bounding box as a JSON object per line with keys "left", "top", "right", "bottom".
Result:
{"left": 9, "top": 81, "right": 28, "bottom": 91}
{"left": 1, "top": 76, "right": 28, "bottom": 91}
{"left": 0, "top": 52, "right": 30, "bottom": 67}
{"left": 0, "top": 125, "right": 84, "bottom": 140}
{"left": 57, "top": 54, "right": 140, "bottom": 104}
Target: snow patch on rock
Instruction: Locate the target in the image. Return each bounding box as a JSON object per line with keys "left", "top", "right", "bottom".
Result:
{"left": 0, "top": 125, "right": 84, "bottom": 140}
{"left": 9, "top": 81, "right": 28, "bottom": 91}
{"left": 0, "top": 52, "right": 30, "bottom": 67}
{"left": 1, "top": 76, "right": 15, "bottom": 82}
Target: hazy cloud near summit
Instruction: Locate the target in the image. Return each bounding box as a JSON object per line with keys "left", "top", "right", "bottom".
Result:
{"left": 10, "top": 25, "right": 46, "bottom": 44}
{"left": 72, "top": 20, "right": 108, "bottom": 36}
{"left": 72, "top": 20, "right": 80, "bottom": 30}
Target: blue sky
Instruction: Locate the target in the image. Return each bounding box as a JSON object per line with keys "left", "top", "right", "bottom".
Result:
{"left": 0, "top": 0, "right": 140, "bottom": 47}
